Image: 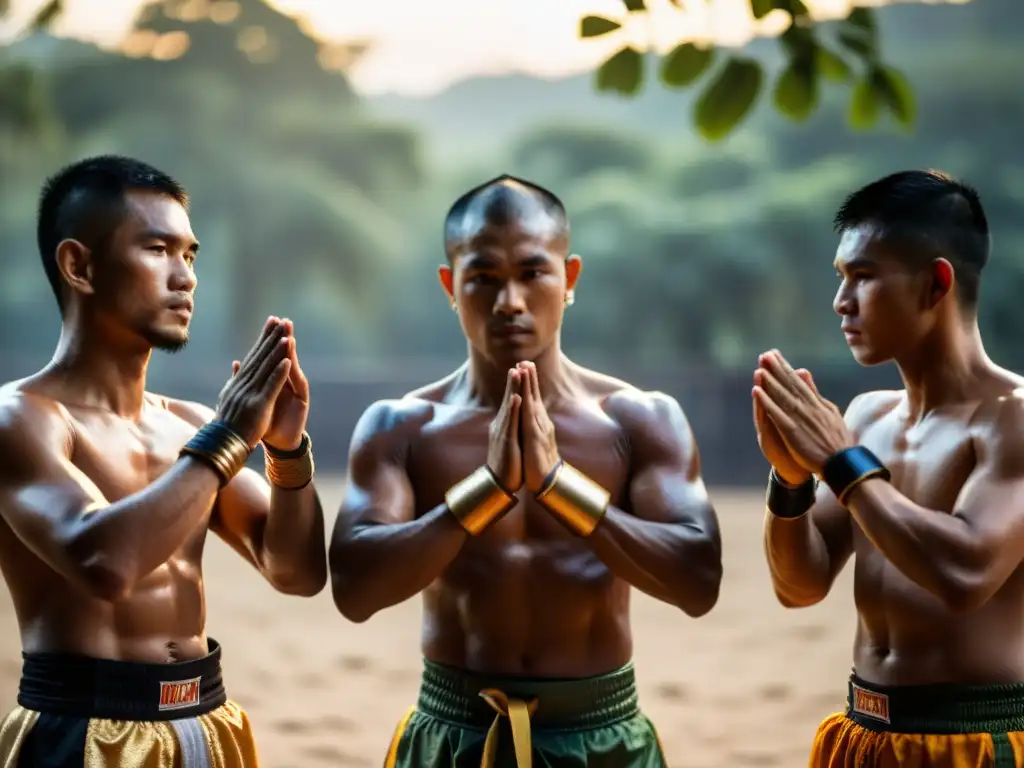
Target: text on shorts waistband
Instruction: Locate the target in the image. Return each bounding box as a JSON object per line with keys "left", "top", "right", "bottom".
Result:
{"left": 18, "top": 638, "right": 227, "bottom": 722}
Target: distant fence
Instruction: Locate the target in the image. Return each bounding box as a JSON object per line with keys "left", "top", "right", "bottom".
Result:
{"left": 0, "top": 356, "right": 903, "bottom": 488}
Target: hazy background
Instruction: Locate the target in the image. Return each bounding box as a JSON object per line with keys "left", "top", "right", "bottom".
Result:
{"left": 0, "top": 1, "right": 1021, "bottom": 765}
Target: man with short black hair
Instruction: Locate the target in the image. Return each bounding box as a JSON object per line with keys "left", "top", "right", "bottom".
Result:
{"left": 330, "top": 174, "right": 722, "bottom": 767}
{"left": 0, "top": 155, "right": 327, "bottom": 766}
{"left": 756, "top": 169, "right": 1024, "bottom": 766}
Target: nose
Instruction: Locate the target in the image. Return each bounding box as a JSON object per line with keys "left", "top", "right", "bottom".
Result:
{"left": 171, "top": 254, "right": 198, "bottom": 293}
{"left": 833, "top": 282, "right": 854, "bottom": 317}
{"left": 493, "top": 280, "right": 526, "bottom": 317}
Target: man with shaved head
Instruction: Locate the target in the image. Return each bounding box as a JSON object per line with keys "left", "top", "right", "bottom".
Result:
{"left": 329, "top": 175, "right": 722, "bottom": 766}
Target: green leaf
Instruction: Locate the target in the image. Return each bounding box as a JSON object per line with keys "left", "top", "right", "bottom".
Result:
{"left": 779, "top": 23, "right": 815, "bottom": 59}
{"left": 28, "top": 0, "right": 61, "bottom": 31}
{"left": 750, "top": 0, "right": 779, "bottom": 20}
{"left": 780, "top": 0, "right": 810, "bottom": 19}
{"left": 837, "top": 26, "right": 875, "bottom": 59}
{"left": 0, "top": 0, "right": 9, "bottom": 18}
{"left": 580, "top": 15, "right": 622, "bottom": 38}
{"left": 846, "top": 6, "right": 877, "bottom": 35}
{"left": 871, "top": 65, "right": 916, "bottom": 127}
{"left": 622, "top": 0, "right": 646, "bottom": 10}
{"left": 693, "top": 57, "right": 764, "bottom": 142}
{"left": 596, "top": 46, "right": 644, "bottom": 96}
{"left": 772, "top": 55, "right": 818, "bottom": 121}
{"left": 849, "top": 76, "right": 880, "bottom": 130}
{"left": 660, "top": 43, "right": 714, "bottom": 88}
{"left": 816, "top": 46, "right": 851, "bottom": 82}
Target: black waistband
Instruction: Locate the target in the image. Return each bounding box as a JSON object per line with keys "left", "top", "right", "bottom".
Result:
{"left": 18, "top": 639, "right": 227, "bottom": 721}
{"left": 417, "top": 659, "right": 640, "bottom": 732}
{"left": 847, "top": 673, "right": 1024, "bottom": 734}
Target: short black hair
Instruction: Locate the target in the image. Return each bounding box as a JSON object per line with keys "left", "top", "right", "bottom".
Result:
{"left": 443, "top": 174, "right": 569, "bottom": 260}
{"left": 833, "top": 169, "right": 990, "bottom": 309}
{"left": 37, "top": 155, "right": 189, "bottom": 312}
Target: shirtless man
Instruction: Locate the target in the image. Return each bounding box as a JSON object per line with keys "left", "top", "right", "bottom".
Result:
{"left": 329, "top": 175, "right": 722, "bottom": 767}
{"left": 757, "top": 169, "right": 1024, "bottom": 767}
{"left": 0, "top": 155, "right": 326, "bottom": 767}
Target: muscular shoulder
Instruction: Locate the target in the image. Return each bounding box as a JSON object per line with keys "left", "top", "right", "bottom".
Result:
{"left": 844, "top": 389, "right": 902, "bottom": 436}
{"left": 602, "top": 386, "right": 694, "bottom": 457}
{"left": 0, "top": 389, "right": 73, "bottom": 478}
{"left": 970, "top": 390, "right": 1024, "bottom": 456}
{"left": 349, "top": 397, "right": 435, "bottom": 459}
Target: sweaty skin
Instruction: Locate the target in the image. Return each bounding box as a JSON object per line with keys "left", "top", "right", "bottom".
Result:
{"left": 765, "top": 371, "right": 1024, "bottom": 686}
{"left": 331, "top": 362, "right": 721, "bottom": 678}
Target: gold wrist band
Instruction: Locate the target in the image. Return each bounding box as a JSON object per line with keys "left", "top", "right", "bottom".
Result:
{"left": 264, "top": 433, "right": 315, "bottom": 490}
{"left": 179, "top": 421, "right": 252, "bottom": 486}
{"left": 445, "top": 466, "right": 517, "bottom": 535}
{"left": 535, "top": 462, "right": 610, "bottom": 537}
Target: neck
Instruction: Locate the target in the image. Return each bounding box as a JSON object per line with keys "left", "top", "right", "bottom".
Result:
{"left": 894, "top": 316, "right": 989, "bottom": 420}
{"left": 47, "top": 319, "right": 152, "bottom": 419}
{"left": 465, "top": 337, "right": 575, "bottom": 408}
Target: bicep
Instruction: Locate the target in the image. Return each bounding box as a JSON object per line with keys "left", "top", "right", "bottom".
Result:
{"left": 951, "top": 447, "right": 1024, "bottom": 574}
{"left": 332, "top": 401, "right": 421, "bottom": 548}
{"left": 336, "top": 443, "right": 415, "bottom": 533}
{"left": 0, "top": 425, "right": 109, "bottom": 580}
{"left": 809, "top": 484, "right": 855, "bottom": 578}
{"left": 209, "top": 467, "right": 269, "bottom": 569}
{"left": 625, "top": 395, "right": 718, "bottom": 540}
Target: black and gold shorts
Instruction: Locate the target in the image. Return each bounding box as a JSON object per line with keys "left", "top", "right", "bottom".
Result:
{"left": 0, "top": 639, "right": 258, "bottom": 767}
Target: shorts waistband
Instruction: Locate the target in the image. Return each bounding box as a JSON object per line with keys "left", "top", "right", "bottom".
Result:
{"left": 417, "top": 658, "right": 640, "bottom": 732}
{"left": 18, "top": 639, "right": 227, "bottom": 721}
{"left": 847, "top": 673, "right": 1024, "bottom": 734}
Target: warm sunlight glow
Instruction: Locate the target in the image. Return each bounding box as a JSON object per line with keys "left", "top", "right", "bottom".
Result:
{"left": 1, "top": 0, "right": 974, "bottom": 95}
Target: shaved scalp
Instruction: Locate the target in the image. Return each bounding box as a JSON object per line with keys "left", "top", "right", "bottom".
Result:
{"left": 444, "top": 174, "right": 569, "bottom": 260}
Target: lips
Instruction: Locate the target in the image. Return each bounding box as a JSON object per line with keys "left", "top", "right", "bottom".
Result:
{"left": 491, "top": 325, "right": 531, "bottom": 337}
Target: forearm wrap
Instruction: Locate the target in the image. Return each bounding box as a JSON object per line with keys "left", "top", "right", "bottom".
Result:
{"left": 822, "top": 446, "right": 890, "bottom": 506}
{"left": 179, "top": 421, "right": 252, "bottom": 486}
{"left": 535, "top": 460, "right": 610, "bottom": 537}
{"left": 263, "top": 433, "right": 315, "bottom": 490}
{"left": 445, "top": 466, "right": 518, "bottom": 535}
{"left": 765, "top": 468, "right": 816, "bottom": 520}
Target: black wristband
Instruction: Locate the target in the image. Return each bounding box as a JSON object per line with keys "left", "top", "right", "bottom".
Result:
{"left": 766, "top": 469, "right": 816, "bottom": 519}
{"left": 822, "top": 446, "right": 890, "bottom": 505}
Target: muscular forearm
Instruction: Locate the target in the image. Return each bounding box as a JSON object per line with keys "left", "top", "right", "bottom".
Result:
{"left": 847, "top": 479, "right": 982, "bottom": 609}
{"left": 330, "top": 505, "right": 468, "bottom": 622}
{"left": 71, "top": 458, "right": 219, "bottom": 598}
{"left": 764, "top": 513, "right": 834, "bottom": 607}
{"left": 260, "top": 483, "right": 327, "bottom": 596}
{"left": 589, "top": 505, "right": 722, "bottom": 617}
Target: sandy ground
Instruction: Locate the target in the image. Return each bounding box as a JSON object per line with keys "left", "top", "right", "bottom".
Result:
{"left": 0, "top": 481, "right": 858, "bottom": 767}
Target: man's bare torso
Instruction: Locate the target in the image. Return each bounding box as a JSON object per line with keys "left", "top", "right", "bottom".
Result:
{"left": 0, "top": 376, "right": 212, "bottom": 663}
{"left": 851, "top": 372, "right": 1024, "bottom": 685}
{"left": 393, "top": 364, "right": 653, "bottom": 678}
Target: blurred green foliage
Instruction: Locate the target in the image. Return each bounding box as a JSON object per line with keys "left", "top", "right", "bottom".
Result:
{"left": 1, "top": 0, "right": 1022, "bottom": 379}
{"left": 581, "top": 0, "right": 918, "bottom": 141}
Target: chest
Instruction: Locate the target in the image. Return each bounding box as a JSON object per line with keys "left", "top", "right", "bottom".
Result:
{"left": 407, "top": 402, "right": 631, "bottom": 528}
{"left": 858, "top": 410, "right": 977, "bottom": 516}
{"left": 69, "top": 406, "right": 200, "bottom": 504}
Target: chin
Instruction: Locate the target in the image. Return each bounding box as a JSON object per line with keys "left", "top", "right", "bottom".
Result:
{"left": 146, "top": 327, "right": 190, "bottom": 353}
{"left": 849, "top": 346, "right": 892, "bottom": 367}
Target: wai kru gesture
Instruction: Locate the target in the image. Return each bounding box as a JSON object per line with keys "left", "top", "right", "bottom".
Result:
{"left": 753, "top": 349, "right": 888, "bottom": 508}
{"left": 449, "top": 361, "right": 610, "bottom": 538}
